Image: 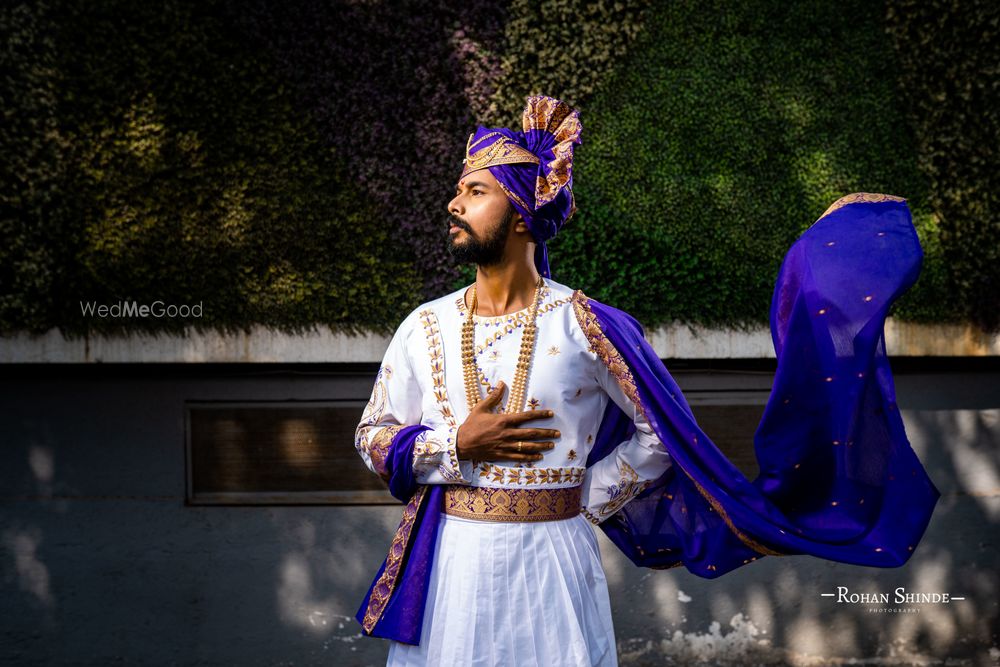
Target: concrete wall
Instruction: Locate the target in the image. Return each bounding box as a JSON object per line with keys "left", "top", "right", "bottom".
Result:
{"left": 1, "top": 364, "right": 997, "bottom": 666}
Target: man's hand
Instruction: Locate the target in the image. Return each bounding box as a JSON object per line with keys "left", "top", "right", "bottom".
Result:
{"left": 455, "top": 380, "right": 559, "bottom": 462}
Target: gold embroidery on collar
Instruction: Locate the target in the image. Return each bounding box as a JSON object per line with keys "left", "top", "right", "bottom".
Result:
{"left": 455, "top": 288, "right": 573, "bottom": 355}
{"left": 456, "top": 285, "right": 553, "bottom": 323}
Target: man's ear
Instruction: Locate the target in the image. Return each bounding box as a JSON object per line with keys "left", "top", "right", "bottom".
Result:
{"left": 513, "top": 211, "right": 529, "bottom": 233}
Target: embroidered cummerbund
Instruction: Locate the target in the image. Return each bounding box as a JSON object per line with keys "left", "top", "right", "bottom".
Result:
{"left": 443, "top": 484, "right": 583, "bottom": 522}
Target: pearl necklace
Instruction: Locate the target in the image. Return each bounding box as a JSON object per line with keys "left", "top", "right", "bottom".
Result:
{"left": 461, "top": 276, "right": 544, "bottom": 414}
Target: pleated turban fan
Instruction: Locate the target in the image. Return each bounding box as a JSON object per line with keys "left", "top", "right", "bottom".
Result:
{"left": 459, "top": 95, "right": 583, "bottom": 278}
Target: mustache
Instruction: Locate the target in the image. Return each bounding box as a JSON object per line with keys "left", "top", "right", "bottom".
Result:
{"left": 449, "top": 217, "right": 471, "bottom": 232}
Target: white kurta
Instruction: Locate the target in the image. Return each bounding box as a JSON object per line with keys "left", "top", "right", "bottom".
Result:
{"left": 355, "top": 277, "right": 673, "bottom": 666}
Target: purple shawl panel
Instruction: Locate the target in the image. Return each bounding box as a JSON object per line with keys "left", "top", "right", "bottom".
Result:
{"left": 586, "top": 197, "right": 939, "bottom": 575}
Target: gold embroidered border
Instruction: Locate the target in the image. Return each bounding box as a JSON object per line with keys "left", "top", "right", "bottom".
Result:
{"left": 571, "top": 290, "right": 644, "bottom": 413}
{"left": 688, "top": 476, "right": 785, "bottom": 557}
{"left": 361, "top": 485, "right": 428, "bottom": 633}
{"left": 570, "top": 290, "right": 786, "bottom": 558}
{"left": 444, "top": 484, "right": 582, "bottom": 522}
{"left": 495, "top": 178, "right": 534, "bottom": 214}
{"left": 419, "top": 309, "right": 457, "bottom": 429}
{"left": 477, "top": 463, "right": 585, "bottom": 485}
{"left": 818, "top": 192, "right": 905, "bottom": 221}
{"left": 461, "top": 131, "right": 540, "bottom": 178}
{"left": 415, "top": 309, "right": 466, "bottom": 482}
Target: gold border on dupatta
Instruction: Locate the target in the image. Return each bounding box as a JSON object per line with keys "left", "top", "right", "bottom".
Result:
{"left": 818, "top": 192, "right": 905, "bottom": 221}
{"left": 361, "top": 485, "right": 428, "bottom": 633}
{"left": 569, "top": 290, "right": 786, "bottom": 558}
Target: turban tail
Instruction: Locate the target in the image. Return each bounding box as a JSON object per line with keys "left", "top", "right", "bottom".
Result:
{"left": 460, "top": 95, "right": 583, "bottom": 278}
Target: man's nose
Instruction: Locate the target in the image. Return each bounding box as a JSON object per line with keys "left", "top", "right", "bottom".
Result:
{"left": 448, "top": 195, "right": 463, "bottom": 216}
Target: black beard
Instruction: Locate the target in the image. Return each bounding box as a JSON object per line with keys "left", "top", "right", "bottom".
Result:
{"left": 447, "top": 205, "right": 515, "bottom": 267}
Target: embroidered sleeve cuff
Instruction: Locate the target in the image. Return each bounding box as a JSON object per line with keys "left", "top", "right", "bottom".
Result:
{"left": 412, "top": 424, "right": 470, "bottom": 485}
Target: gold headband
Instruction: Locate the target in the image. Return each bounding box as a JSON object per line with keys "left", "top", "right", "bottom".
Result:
{"left": 460, "top": 131, "right": 540, "bottom": 177}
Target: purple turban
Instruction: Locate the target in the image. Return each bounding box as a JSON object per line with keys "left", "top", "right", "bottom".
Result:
{"left": 459, "top": 95, "right": 583, "bottom": 278}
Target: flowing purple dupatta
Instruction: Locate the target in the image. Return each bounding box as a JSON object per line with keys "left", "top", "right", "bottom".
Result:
{"left": 357, "top": 193, "right": 941, "bottom": 643}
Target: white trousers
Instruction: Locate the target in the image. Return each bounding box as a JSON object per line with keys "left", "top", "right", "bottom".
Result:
{"left": 386, "top": 511, "right": 618, "bottom": 667}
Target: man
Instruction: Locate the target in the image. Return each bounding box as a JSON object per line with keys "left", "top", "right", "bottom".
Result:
{"left": 354, "top": 95, "right": 939, "bottom": 666}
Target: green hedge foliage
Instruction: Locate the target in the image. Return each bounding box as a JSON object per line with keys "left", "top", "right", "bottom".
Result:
{"left": 885, "top": 0, "right": 999, "bottom": 333}
{"left": 549, "top": 0, "right": 950, "bottom": 330}
{"left": 1, "top": 0, "right": 993, "bottom": 338}
{"left": 1, "top": 0, "right": 423, "bottom": 338}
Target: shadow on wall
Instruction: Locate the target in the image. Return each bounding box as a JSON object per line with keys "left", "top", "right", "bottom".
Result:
{"left": 1, "top": 383, "right": 998, "bottom": 665}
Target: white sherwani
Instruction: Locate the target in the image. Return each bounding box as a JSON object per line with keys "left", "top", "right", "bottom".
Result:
{"left": 356, "top": 277, "right": 673, "bottom": 666}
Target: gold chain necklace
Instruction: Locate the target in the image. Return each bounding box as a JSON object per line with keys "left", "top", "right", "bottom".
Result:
{"left": 462, "top": 276, "right": 544, "bottom": 414}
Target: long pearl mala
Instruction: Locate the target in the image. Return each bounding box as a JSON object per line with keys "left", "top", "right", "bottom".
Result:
{"left": 462, "top": 276, "right": 544, "bottom": 414}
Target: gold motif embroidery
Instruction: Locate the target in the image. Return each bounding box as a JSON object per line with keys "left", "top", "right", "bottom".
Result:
{"left": 361, "top": 485, "right": 427, "bottom": 633}
{"left": 547, "top": 345, "right": 561, "bottom": 355}
{"left": 477, "top": 463, "right": 585, "bottom": 485}
{"left": 444, "top": 484, "right": 582, "bottom": 522}
{"left": 567, "top": 449, "right": 577, "bottom": 461}
{"left": 818, "top": 192, "right": 905, "bottom": 221}
{"left": 527, "top": 397, "right": 541, "bottom": 410}
{"left": 356, "top": 365, "right": 402, "bottom": 480}
{"left": 369, "top": 424, "right": 406, "bottom": 482}
{"left": 598, "top": 460, "right": 649, "bottom": 519}
{"left": 412, "top": 428, "right": 464, "bottom": 482}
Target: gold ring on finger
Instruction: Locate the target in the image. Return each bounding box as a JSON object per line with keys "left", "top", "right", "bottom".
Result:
{"left": 517, "top": 441, "right": 523, "bottom": 452}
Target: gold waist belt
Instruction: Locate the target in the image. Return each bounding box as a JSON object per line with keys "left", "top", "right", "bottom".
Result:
{"left": 443, "top": 484, "right": 582, "bottom": 523}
